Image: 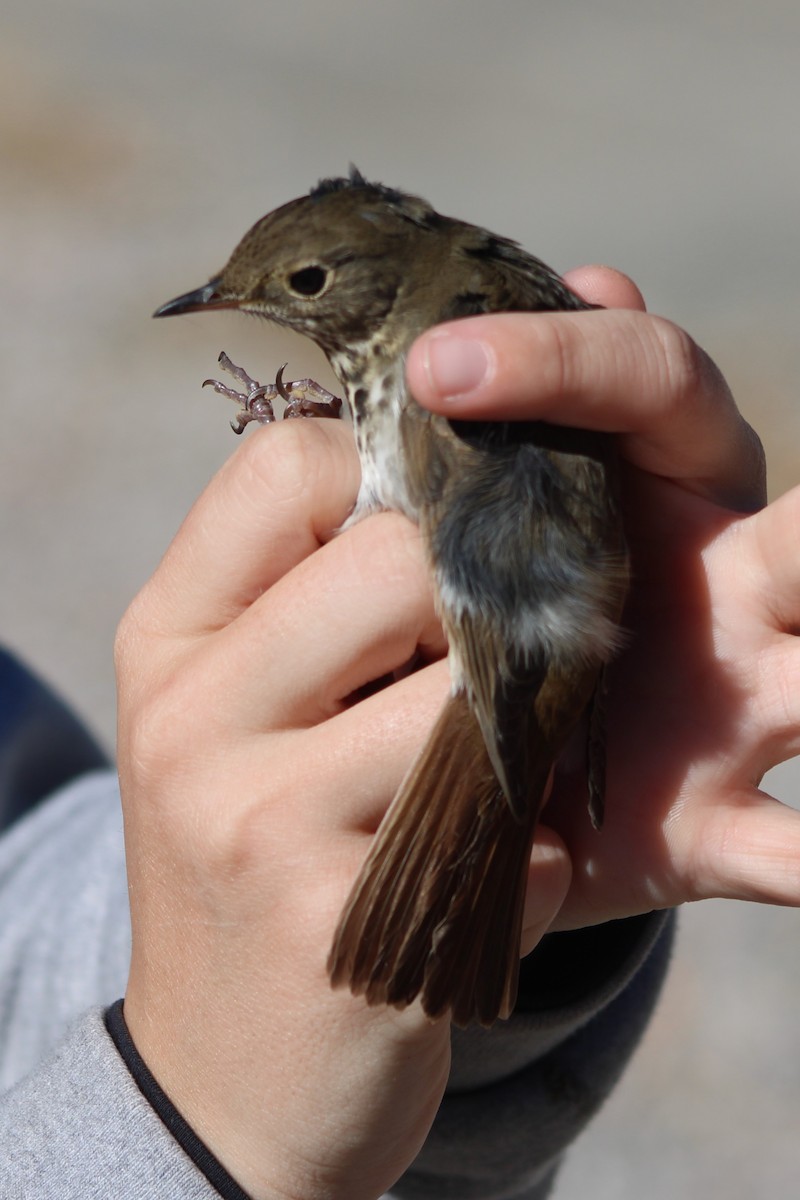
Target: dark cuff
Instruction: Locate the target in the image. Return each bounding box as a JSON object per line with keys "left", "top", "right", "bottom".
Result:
{"left": 400, "top": 912, "right": 675, "bottom": 1199}
{"left": 516, "top": 911, "right": 662, "bottom": 1012}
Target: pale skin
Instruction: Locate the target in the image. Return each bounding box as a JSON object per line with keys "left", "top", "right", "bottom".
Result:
{"left": 118, "top": 267, "right": 799, "bottom": 1199}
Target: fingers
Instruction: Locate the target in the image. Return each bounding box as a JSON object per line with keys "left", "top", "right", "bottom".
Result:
{"left": 519, "top": 827, "right": 572, "bottom": 957}
{"left": 741, "top": 482, "right": 800, "bottom": 635}
{"left": 701, "top": 486, "right": 800, "bottom": 763}
{"left": 215, "top": 511, "right": 446, "bottom": 728}
{"left": 562, "top": 264, "right": 648, "bottom": 310}
{"left": 304, "top": 660, "right": 451, "bottom": 834}
{"left": 136, "top": 418, "right": 360, "bottom": 637}
{"left": 122, "top": 500, "right": 446, "bottom": 739}
{"left": 406, "top": 280, "right": 765, "bottom": 513}
{"left": 677, "top": 791, "right": 800, "bottom": 907}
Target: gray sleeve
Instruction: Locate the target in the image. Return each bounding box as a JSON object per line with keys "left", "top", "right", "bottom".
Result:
{"left": 0, "top": 772, "right": 232, "bottom": 1199}
{"left": 0, "top": 771, "right": 673, "bottom": 1199}
{"left": 0, "top": 772, "right": 131, "bottom": 1090}
{"left": 0, "top": 1009, "right": 239, "bottom": 1200}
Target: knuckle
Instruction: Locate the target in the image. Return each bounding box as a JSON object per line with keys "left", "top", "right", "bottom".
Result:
{"left": 739, "top": 421, "right": 768, "bottom": 508}
{"left": 113, "top": 591, "right": 149, "bottom": 678}
{"left": 237, "top": 418, "right": 352, "bottom": 510}
{"left": 650, "top": 315, "right": 767, "bottom": 507}
{"left": 649, "top": 316, "right": 713, "bottom": 414}
{"left": 119, "top": 658, "right": 202, "bottom": 792}
{"left": 536, "top": 316, "right": 574, "bottom": 399}
{"left": 758, "top": 647, "right": 800, "bottom": 745}
{"left": 115, "top": 601, "right": 196, "bottom": 781}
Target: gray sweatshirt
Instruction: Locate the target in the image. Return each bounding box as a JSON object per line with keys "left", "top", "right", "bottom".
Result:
{"left": 0, "top": 771, "right": 672, "bottom": 1199}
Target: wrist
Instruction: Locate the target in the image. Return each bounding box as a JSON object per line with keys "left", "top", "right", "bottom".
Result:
{"left": 120, "top": 978, "right": 450, "bottom": 1200}
{"left": 106, "top": 1002, "right": 255, "bottom": 1199}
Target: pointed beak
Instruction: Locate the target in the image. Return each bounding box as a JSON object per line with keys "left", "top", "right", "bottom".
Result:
{"left": 153, "top": 278, "right": 235, "bottom": 319}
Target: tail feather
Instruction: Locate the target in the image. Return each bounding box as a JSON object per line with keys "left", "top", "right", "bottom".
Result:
{"left": 327, "top": 689, "right": 548, "bottom": 1026}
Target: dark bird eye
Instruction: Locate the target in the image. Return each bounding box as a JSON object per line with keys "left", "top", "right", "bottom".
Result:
{"left": 288, "top": 265, "right": 328, "bottom": 296}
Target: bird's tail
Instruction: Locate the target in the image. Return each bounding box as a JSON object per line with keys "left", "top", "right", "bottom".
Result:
{"left": 327, "top": 689, "right": 548, "bottom": 1027}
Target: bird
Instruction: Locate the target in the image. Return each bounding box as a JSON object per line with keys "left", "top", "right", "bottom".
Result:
{"left": 154, "top": 166, "right": 629, "bottom": 1027}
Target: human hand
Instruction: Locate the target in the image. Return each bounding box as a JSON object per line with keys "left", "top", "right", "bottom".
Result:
{"left": 407, "top": 269, "right": 800, "bottom": 930}
{"left": 117, "top": 266, "right": 798, "bottom": 1197}
{"left": 115, "top": 417, "right": 570, "bottom": 1199}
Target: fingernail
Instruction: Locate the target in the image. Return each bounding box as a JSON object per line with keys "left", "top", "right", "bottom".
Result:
{"left": 423, "top": 332, "right": 492, "bottom": 400}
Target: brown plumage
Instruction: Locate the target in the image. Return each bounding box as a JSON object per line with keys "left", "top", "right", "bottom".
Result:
{"left": 155, "top": 168, "right": 629, "bottom": 1026}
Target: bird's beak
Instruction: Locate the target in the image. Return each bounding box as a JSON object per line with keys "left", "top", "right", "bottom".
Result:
{"left": 153, "top": 278, "right": 235, "bottom": 318}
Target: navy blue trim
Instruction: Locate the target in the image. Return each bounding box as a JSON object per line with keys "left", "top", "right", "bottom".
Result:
{"left": 0, "top": 648, "right": 108, "bottom": 832}
{"left": 105, "top": 1001, "right": 253, "bottom": 1200}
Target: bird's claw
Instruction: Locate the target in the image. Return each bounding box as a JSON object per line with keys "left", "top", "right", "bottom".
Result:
{"left": 203, "top": 352, "right": 343, "bottom": 434}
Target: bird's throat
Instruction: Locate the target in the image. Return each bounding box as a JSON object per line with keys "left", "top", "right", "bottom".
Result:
{"left": 330, "top": 354, "right": 415, "bottom": 524}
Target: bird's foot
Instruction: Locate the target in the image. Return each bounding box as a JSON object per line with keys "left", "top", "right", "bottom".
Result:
{"left": 203, "top": 352, "right": 342, "bottom": 434}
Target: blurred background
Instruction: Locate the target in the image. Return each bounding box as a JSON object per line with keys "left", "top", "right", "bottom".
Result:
{"left": 2, "top": 1, "right": 799, "bottom": 1194}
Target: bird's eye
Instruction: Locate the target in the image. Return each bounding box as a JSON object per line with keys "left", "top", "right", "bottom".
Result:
{"left": 287, "top": 265, "right": 329, "bottom": 297}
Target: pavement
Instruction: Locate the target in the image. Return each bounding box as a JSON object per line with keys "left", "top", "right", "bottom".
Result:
{"left": 2, "top": 2, "right": 800, "bottom": 1193}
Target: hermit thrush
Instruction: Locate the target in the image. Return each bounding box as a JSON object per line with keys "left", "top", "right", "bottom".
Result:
{"left": 155, "top": 167, "right": 629, "bottom": 1027}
